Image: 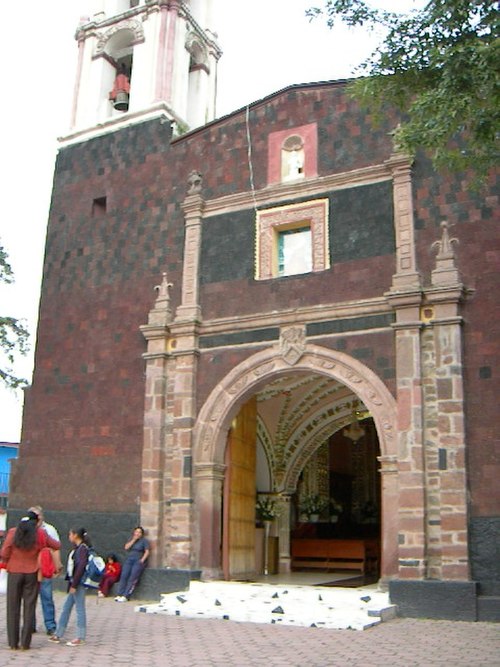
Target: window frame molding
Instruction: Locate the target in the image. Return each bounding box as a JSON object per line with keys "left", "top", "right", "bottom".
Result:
{"left": 255, "top": 199, "right": 330, "bottom": 280}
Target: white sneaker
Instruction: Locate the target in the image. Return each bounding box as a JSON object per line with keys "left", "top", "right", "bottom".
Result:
{"left": 116, "top": 596, "right": 127, "bottom": 602}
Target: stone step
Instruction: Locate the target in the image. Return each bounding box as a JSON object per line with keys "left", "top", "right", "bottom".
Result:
{"left": 477, "top": 596, "right": 500, "bottom": 622}
{"left": 136, "top": 580, "right": 397, "bottom": 631}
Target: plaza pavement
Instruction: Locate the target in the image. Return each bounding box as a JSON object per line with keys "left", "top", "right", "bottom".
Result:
{"left": 0, "top": 589, "right": 498, "bottom": 667}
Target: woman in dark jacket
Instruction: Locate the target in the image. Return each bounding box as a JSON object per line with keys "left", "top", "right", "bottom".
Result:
{"left": 48, "top": 527, "right": 90, "bottom": 647}
{"left": 1, "top": 511, "right": 60, "bottom": 651}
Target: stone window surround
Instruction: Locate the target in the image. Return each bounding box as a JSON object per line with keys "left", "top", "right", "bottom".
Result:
{"left": 255, "top": 199, "right": 330, "bottom": 280}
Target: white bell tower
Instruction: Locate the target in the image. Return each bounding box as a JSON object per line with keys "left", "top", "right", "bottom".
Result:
{"left": 66, "top": 0, "right": 220, "bottom": 142}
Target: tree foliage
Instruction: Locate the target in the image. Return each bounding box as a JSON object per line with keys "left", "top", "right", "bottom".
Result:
{"left": 0, "top": 243, "right": 29, "bottom": 390}
{"left": 307, "top": 0, "right": 499, "bottom": 180}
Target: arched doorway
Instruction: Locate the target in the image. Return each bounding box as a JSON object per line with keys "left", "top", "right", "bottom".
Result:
{"left": 193, "top": 343, "right": 398, "bottom": 583}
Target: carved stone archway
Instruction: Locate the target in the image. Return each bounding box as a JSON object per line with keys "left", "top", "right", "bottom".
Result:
{"left": 193, "top": 342, "right": 399, "bottom": 581}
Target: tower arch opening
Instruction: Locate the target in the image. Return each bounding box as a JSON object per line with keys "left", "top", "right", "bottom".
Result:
{"left": 103, "top": 28, "right": 135, "bottom": 116}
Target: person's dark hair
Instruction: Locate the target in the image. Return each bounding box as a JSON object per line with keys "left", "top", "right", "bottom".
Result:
{"left": 70, "top": 527, "right": 92, "bottom": 548}
{"left": 13, "top": 511, "right": 39, "bottom": 550}
{"left": 134, "top": 526, "right": 145, "bottom": 536}
{"left": 107, "top": 552, "right": 119, "bottom": 562}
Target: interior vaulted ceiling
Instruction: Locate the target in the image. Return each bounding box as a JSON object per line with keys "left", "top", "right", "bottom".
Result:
{"left": 255, "top": 373, "right": 368, "bottom": 489}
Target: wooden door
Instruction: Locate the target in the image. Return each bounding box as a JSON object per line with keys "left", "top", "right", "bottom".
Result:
{"left": 223, "top": 397, "right": 257, "bottom": 579}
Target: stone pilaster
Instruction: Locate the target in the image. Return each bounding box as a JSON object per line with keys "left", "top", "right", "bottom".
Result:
{"left": 176, "top": 171, "right": 204, "bottom": 323}
{"left": 275, "top": 494, "right": 293, "bottom": 573}
{"left": 386, "top": 291, "right": 426, "bottom": 579}
{"left": 163, "top": 171, "right": 205, "bottom": 569}
{"left": 378, "top": 454, "right": 399, "bottom": 586}
{"left": 139, "top": 273, "right": 174, "bottom": 567}
{"left": 385, "top": 152, "right": 421, "bottom": 292}
{"left": 421, "top": 221, "right": 469, "bottom": 580}
{"left": 193, "top": 462, "right": 226, "bottom": 578}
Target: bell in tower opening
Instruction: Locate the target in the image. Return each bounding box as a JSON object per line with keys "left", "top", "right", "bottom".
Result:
{"left": 109, "top": 63, "right": 131, "bottom": 112}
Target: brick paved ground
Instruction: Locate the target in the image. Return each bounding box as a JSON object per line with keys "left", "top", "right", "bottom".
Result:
{"left": 0, "top": 591, "right": 498, "bottom": 667}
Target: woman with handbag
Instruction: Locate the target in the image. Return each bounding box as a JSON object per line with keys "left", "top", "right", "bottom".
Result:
{"left": 1, "top": 510, "right": 60, "bottom": 651}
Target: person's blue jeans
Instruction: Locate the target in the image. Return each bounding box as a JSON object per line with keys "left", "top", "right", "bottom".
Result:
{"left": 117, "top": 558, "right": 145, "bottom": 599}
{"left": 39, "top": 578, "right": 57, "bottom": 633}
{"left": 55, "top": 585, "right": 86, "bottom": 641}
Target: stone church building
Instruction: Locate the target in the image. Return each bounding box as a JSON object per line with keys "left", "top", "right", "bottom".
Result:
{"left": 9, "top": 0, "right": 499, "bottom": 621}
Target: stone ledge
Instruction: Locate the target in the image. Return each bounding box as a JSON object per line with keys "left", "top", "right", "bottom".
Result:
{"left": 389, "top": 579, "right": 478, "bottom": 621}
{"left": 477, "top": 596, "right": 500, "bottom": 623}
{"left": 53, "top": 568, "right": 198, "bottom": 602}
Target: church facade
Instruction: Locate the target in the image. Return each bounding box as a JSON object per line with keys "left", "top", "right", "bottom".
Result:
{"left": 9, "top": 0, "right": 499, "bottom": 621}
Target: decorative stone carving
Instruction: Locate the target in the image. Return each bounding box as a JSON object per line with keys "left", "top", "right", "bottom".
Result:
{"left": 279, "top": 326, "right": 306, "bottom": 365}
{"left": 227, "top": 375, "right": 249, "bottom": 395}
{"left": 432, "top": 221, "right": 458, "bottom": 259}
{"left": 95, "top": 20, "right": 145, "bottom": 55}
{"left": 187, "top": 170, "right": 202, "bottom": 195}
{"left": 254, "top": 361, "right": 275, "bottom": 377}
{"left": 255, "top": 199, "right": 329, "bottom": 280}
{"left": 431, "top": 221, "right": 461, "bottom": 286}
{"left": 153, "top": 272, "right": 173, "bottom": 324}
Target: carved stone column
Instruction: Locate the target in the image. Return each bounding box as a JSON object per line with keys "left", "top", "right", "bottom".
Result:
{"left": 275, "top": 494, "right": 293, "bottom": 573}
{"left": 385, "top": 152, "right": 421, "bottom": 292}
{"left": 422, "top": 222, "right": 469, "bottom": 580}
{"left": 194, "top": 462, "right": 226, "bottom": 578}
{"left": 163, "top": 171, "right": 205, "bottom": 569}
{"left": 378, "top": 454, "right": 399, "bottom": 587}
{"left": 139, "top": 273, "right": 173, "bottom": 567}
{"left": 176, "top": 170, "right": 204, "bottom": 323}
{"left": 386, "top": 291, "right": 426, "bottom": 579}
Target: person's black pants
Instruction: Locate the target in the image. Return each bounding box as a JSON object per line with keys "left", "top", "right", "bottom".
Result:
{"left": 6, "top": 572, "right": 39, "bottom": 649}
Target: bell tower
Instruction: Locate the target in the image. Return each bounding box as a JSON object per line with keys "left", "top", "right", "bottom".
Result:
{"left": 66, "top": 0, "right": 220, "bottom": 142}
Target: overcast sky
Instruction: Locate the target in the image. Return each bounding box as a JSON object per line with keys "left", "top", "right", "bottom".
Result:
{"left": 0, "top": 0, "right": 423, "bottom": 442}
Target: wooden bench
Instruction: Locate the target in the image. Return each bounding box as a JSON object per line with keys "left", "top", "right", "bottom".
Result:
{"left": 291, "top": 538, "right": 366, "bottom": 574}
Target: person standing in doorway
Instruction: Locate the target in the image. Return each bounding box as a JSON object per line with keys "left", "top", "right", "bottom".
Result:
{"left": 114, "top": 527, "right": 150, "bottom": 602}
{"left": 1, "top": 511, "right": 60, "bottom": 651}
{"left": 29, "top": 506, "right": 61, "bottom": 636}
{"left": 48, "top": 527, "right": 90, "bottom": 647}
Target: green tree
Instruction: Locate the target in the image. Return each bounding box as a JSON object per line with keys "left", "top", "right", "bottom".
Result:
{"left": 0, "top": 243, "right": 29, "bottom": 389}
{"left": 307, "top": 0, "right": 499, "bottom": 180}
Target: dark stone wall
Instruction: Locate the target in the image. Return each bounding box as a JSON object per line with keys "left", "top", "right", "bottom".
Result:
{"left": 7, "top": 509, "right": 139, "bottom": 568}
{"left": 330, "top": 182, "right": 394, "bottom": 262}
{"left": 10, "top": 118, "right": 184, "bottom": 513}
{"left": 6, "top": 509, "right": 191, "bottom": 602}
{"left": 412, "top": 160, "right": 500, "bottom": 517}
{"left": 310, "top": 329, "right": 397, "bottom": 398}
{"left": 200, "top": 183, "right": 395, "bottom": 320}
{"left": 13, "top": 76, "right": 498, "bottom": 551}
{"left": 470, "top": 517, "right": 500, "bottom": 596}
{"left": 389, "top": 580, "right": 478, "bottom": 621}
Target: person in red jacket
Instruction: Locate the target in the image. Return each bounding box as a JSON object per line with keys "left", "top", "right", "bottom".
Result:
{"left": 97, "top": 553, "right": 122, "bottom": 598}
{"left": 1, "top": 511, "right": 60, "bottom": 651}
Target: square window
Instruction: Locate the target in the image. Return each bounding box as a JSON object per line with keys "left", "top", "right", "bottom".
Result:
{"left": 255, "top": 199, "right": 329, "bottom": 280}
{"left": 277, "top": 227, "right": 312, "bottom": 276}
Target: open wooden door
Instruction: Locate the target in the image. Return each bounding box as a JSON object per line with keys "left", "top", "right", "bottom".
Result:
{"left": 222, "top": 397, "right": 257, "bottom": 579}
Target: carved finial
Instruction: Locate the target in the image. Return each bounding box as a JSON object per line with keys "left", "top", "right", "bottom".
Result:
{"left": 155, "top": 272, "right": 172, "bottom": 300}
{"left": 187, "top": 170, "right": 202, "bottom": 194}
{"left": 432, "top": 221, "right": 459, "bottom": 260}
{"left": 431, "top": 221, "right": 461, "bottom": 287}
{"left": 151, "top": 272, "right": 173, "bottom": 324}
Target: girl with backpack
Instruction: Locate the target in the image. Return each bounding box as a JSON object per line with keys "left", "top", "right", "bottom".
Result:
{"left": 48, "top": 527, "right": 90, "bottom": 647}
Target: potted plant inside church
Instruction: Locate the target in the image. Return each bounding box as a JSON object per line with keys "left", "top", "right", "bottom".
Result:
{"left": 256, "top": 496, "right": 280, "bottom": 575}
{"left": 256, "top": 496, "right": 279, "bottom": 524}
{"left": 300, "top": 494, "right": 328, "bottom": 522}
